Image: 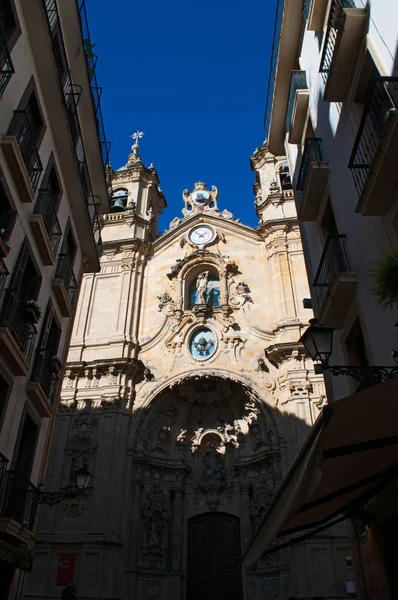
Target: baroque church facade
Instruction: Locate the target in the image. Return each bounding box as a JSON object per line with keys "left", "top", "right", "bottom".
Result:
{"left": 28, "top": 141, "right": 354, "bottom": 600}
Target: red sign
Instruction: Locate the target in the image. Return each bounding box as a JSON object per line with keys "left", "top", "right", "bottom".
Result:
{"left": 56, "top": 554, "right": 76, "bottom": 587}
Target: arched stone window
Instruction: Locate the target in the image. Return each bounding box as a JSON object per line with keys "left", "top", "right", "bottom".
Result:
{"left": 279, "top": 162, "right": 292, "bottom": 190}
{"left": 111, "top": 188, "right": 128, "bottom": 212}
{"left": 188, "top": 269, "right": 221, "bottom": 308}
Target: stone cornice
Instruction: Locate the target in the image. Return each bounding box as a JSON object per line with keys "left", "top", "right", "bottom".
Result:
{"left": 100, "top": 235, "right": 151, "bottom": 255}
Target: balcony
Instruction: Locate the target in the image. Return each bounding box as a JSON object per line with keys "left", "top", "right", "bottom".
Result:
{"left": 286, "top": 71, "right": 309, "bottom": 144}
{"left": 1, "top": 111, "right": 43, "bottom": 203}
{"left": 78, "top": 0, "right": 111, "bottom": 171}
{"left": 349, "top": 77, "right": 398, "bottom": 216}
{"left": 320, "top": 0, "right": 367, "bottom": 102}
{"left": 313, "top": 234, "right": 357, "bottom": 327}
{"left": 29, "top": 189, "right": 62, "bottom": 265}
{"left": 296, "top": 138, "right": 329, "bottom": 221}
{"left": 0, "top": 258, "right": 9, "bottom": 297}
{"left": 304, "top": 0, "right": 329, "bottom": 31}
{"left": 52, "top": 254, "right": 78, "bottom": 317}
{"left": 0, "top": 470, "right": 38, "bottom": 531}
{"left": 27, "top": 348, "right": 60, "bottom": 417}
{"left": 0, "top": 23, "right": 14, "bottom": 95}
{"left": 0, "top": 289, "right": 38, "bottom": 376}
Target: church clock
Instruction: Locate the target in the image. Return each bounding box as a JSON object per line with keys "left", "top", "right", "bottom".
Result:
{"left": 188, "top": 225, "right": 215, "bottom": 247}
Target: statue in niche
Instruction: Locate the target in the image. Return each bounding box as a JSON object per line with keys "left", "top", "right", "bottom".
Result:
{"left": 196, "top": 271, "right": 209, "bottom": 304}
{"left": 147, "top": 511, "right": 163, "bottom": 547}
{"left": 141, "top": 487, "right": 169, "bottom": 568}
{"left": 202, "top": 441, "right": 225, "bottom": 482}
{"left": 251, "top": 481, "right": 274, "bottom": 529}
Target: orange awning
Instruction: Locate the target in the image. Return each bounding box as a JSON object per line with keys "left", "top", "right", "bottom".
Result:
{"left": 242, "top": 377, "right": 398, "bottom": 572}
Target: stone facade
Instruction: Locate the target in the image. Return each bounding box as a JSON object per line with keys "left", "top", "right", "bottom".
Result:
{"left": 28, "top": 143, "right": 353, "bottom": 599}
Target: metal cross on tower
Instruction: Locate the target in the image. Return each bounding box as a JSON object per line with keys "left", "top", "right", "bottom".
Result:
{"left": 131, "top": 130, "right": 145, "bottom": 145}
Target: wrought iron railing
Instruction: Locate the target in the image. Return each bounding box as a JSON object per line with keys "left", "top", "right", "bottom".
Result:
{"left": 0, "top": 470, "right": 39, "bottom": 529}
{"left": 296, "top": 138, "right": 324, "bottom": 207}
{"left": 55, "top": 254, "right": 78, "bottom": 308}
{"left": 0, "top": 23, "right": 14, "bottom": 94}
{"left": 264, "top": 0, "right": 284, "bottom": 133}
{"left": 348, "top": 77, "right": 398, "bottom": 197}
{"left": 313, "top": 234, "right": 351, "bottom": 313}
{"left": 320, "top": 0, "right": 356, "bottom": 78}
{"left": 31, "top": 348, "right": 60, "bottom": 406}
{"left": 7, "top": 111, "right": 43, "bottom": 191}
{"left": 0, "top": 289, "right": 38, "bottom": 361}
{"left": 286, "top": 71, "right": 308, "bottom": 133}
{"left": 43, "top": 0, "right": 103, "bottom": 245}
{"left": 34, "top": 189, "right": 62, "bottom": 254}
{"left": 303, "top": 0, "right": 312, "bottom": 20}
{"left": 0, "top": 258, "right": 9, "bottom": 297}
{"left": 77, "top": 0, "right": 111, "bottom": 169}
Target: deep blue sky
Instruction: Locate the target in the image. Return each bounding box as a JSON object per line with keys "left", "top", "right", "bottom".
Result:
{"left": 85, "top": 0, "right": 277, "bottom": 232}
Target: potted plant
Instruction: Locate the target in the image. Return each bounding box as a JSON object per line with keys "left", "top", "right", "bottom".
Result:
{"left": 51, "top": 355, "right": 62, "bottom": 375}
{"left": 368, "top": 249, "right": 398, "bottom": 309}
{"left": 0, "top": 229, "right": 9, "bottom": 258}
{"left": 25, "top": 299, "right": 42, "bottom": 324}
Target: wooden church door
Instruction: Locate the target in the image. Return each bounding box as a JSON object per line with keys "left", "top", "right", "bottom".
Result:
{"left": 187, "top": 512, "right": 243, "bottom": 600}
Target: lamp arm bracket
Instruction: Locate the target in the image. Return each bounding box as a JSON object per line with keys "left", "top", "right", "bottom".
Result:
{"left": 38, "top": 491, "right": 76, "bottom": 507}
{"left": 326, "top": 364, "right": 398, "bottom": 386}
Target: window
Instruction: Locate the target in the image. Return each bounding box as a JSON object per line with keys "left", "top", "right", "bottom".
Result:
{"left": 17, "top": 79, "right": 46, "bottom": 148}
{"left": 10, "top": 241, "right": 41, "bottom": 301}
{"left": 42, "top": 155, "right": 62, "bottom": 208}
{"left": 12, "top": 412, "right": 38, "bottom": 478}
{"left": 188, "top": 270, "right": 221, "bottom": 308}
{"left": 0, "top": 371, "right": 11, "bottom": 429}
{"left": 320, "top": 198, "right": 338, "bottom": 240}
{"left": 62, "top": 220, "right": 77, "bottom": 265}
{"left": 279, "top": 162, "right": 292, "bottom": 190}
{"left": 0, "top": 0, "right": 20, "bottom": 50}
{"left": 25, "top": 90, "right": 44, "bottom": 144}
{"left": 32, "top": 302, "right": 62, "bottom": 402}
{"left": 354, "top": 51, "right": 379, "bottom": 105}
{"left": 0, "top": 172, "right": 16, "bottom": 242}
{"left": 344, "top": 317, "right": 369, "bottom": 367}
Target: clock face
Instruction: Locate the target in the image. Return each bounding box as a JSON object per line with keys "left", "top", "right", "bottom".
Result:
{"left": 189, "top": 225, "right": 215, "bottom": 246}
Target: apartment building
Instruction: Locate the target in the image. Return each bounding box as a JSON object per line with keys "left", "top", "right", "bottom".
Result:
{"left": 243, "top": 1, "right": 398, "bottom": 598}
{"left": 0, "top": 0, "right": 109, "bottom": 596}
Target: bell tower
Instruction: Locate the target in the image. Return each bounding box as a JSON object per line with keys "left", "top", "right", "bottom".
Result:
{"left": 105, "top": 133, "right": 167, "bottom": 241}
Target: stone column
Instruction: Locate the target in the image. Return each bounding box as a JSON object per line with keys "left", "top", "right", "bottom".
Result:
{"left": 241, "top": 482, "right": 252, "bottom": 553}
{"left": 172, "top": 488, "right": 183, "bottom": 572}
{"left": 127, "top": 481, "right": 142, "bottom": 569}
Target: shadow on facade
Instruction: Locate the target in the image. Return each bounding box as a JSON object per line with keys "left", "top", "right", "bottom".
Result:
{"left": 25, "top": 372, "right": 353, "bottom": 600}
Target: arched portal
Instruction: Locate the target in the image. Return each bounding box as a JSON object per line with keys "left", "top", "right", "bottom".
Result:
{"left": 127, "top": 375, "right": 283, "bottom": 599}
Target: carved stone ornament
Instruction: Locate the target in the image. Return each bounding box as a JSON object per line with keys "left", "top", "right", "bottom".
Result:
{"left": 182, "top": 181, "right": 218, "bottom": 215}
{"left": 157, "top": 292, "right": 172, "bottom": 311}
{"left": 229, "top": 281, "right": 253, "bottom": 308}
{"left": 140, "top": 580, "right": 162, "bottom": 599}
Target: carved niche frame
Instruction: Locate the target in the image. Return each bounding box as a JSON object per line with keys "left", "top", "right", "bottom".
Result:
{"left": 167, "top": 250, "right": 239, "bottom": 314}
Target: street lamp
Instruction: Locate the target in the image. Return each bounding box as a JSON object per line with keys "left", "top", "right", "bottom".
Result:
{"left": 39, "top": 465, "right": 92, "bottom": 507}
{"left": 75, "top": 465, "right": 92, "bottom": 490}
{"left": 299, "top": 319, "right": 398, "bottom": 387}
